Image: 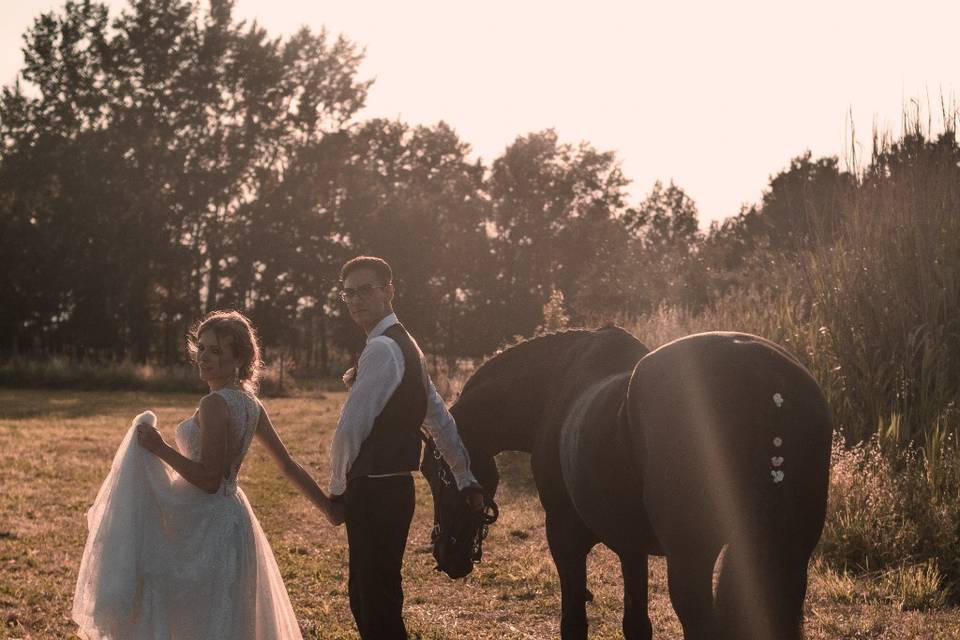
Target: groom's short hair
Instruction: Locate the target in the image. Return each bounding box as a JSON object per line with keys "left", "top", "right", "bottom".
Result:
{"left": 340, "top": 256, "right": 393, "bottom": 286}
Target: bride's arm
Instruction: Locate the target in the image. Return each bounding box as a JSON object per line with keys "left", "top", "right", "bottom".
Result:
{"left": 137, "top": 394, "right": 228, "bottom": 494}
{"left": 254, "top": 405, "right": 343, "bottom": 525}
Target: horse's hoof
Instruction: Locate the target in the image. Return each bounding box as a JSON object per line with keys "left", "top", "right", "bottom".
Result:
{"left": 585, "top": 588, "right": 594, "bottom": 603}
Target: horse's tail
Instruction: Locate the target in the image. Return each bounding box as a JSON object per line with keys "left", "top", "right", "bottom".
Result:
{"left": 715, "top": 497, "right": 817, "bottom": 639}
{"left": 713, "top": 356, "right": 833, "bottom": 640}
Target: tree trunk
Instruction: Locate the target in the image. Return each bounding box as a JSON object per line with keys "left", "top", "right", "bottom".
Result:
{"left": 305, "top": 310, "right": 315, "bottom": 369}
{"left": 318, "top": 309, "right": 329, "bottom": 376}
{"left": 128, "top": 272, "right": 152, "bottom": 363}
{"left": 205, "top": 243, "right": 221, "bottom": 316}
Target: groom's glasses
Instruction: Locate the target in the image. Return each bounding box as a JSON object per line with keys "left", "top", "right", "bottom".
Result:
{"left": 339, "top": 284, "right": 388, "bottom": 302}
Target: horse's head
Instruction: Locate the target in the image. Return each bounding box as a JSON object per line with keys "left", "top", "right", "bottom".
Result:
{"left": 420, "top": 436, "right": 499, "bottom": 579}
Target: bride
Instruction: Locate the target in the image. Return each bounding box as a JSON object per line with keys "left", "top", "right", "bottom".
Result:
{"left": 72, "top": 310, "right": 342, "bottom": 639}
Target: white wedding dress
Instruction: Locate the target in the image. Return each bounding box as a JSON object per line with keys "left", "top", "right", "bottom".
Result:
{"left": 72, "top": 388, "right": 304, "bottom": 639}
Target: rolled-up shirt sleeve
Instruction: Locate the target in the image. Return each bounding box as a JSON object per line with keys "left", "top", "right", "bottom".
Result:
{"left": 328, "top": 338, "right": 403, "bottom": 496}
{"left": 423, "top": 378, "right": 478, "bottom": 490}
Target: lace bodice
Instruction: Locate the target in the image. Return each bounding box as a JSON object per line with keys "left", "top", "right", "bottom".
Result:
{"left": 174, "top": 388, "right": 261, "bottom": 493}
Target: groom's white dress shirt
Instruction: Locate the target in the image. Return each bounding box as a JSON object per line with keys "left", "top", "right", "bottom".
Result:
{"left": 329, "top": 312, "right": 478, "bottom": 496}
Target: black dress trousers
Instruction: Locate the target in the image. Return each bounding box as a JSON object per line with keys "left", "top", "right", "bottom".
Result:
{"left": 344, "top": 474, "right": 416, "bottom": 640}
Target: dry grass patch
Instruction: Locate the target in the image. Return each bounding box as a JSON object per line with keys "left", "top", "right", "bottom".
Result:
{"left": 1, "top": 389, "right": 958, "bottom": 639}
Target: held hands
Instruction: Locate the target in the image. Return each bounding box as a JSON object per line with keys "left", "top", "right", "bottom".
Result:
{"left": 136, "top": 422, "right": 166, "bottom": 455}
{"left": 325, "top": 494, "right": 347, "bottom": 526}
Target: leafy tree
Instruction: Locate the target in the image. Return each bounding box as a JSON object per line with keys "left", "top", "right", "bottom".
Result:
{"left": 0, "top": 0, "right": 370, "bottom": 364}
{"left": 487, "top": 129, "right": 632, "bottom": 336}
{"left": 536, "top": 288, "right": 570, "bottom": 334}
{"left": 759, "top": 151, "right": 854, "bottom": 252}
{"left": 624, "top": 180, "right": 704, "bottom": 310}
{"left": 697, "top": 153, "right": 855, "bottom": 305}
{"left": 334, "top": 119, "right": 495, "bottom": 357}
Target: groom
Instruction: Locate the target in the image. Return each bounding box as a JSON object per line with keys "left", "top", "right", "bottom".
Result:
{"left": 328, "top": 255, "right": 482, "bottom": 639}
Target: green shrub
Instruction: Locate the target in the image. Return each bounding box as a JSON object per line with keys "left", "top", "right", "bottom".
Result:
{"left": 818, "top": 432, "right": 960, "bottom": 602}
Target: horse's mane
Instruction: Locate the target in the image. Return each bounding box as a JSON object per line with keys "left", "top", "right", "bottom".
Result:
{"left": 463, "top": 325, "right": 636, "bottom": 393}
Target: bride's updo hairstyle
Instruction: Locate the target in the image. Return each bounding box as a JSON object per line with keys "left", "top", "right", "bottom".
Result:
{"left": 187, "top": 310, "right": 264, "bottom": 394}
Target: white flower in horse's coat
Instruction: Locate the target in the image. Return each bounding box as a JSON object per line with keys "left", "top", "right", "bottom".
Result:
{"left": 771, "top": 456, "right": 784, "bottom": 467}
{"left": 773, "top": 437, "right": 783, "bottom": 447}
{"left": 771, "top": 470, "right": 785, "bottom": 483}
{"left": 773, "top": 393, "right": 784, "bottom": 407}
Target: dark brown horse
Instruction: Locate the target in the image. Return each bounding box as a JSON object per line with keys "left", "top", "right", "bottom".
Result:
{"left": 421, "top": 327, "right": 832, "bottom": 640}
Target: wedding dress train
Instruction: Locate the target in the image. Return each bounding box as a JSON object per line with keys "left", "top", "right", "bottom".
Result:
{"left": 73, "top": 388, "right": 304, "bottom": 639}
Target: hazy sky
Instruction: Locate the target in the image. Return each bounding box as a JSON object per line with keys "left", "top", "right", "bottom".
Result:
{"left": 2, "top": 0, "right": 958, "bottom": 227}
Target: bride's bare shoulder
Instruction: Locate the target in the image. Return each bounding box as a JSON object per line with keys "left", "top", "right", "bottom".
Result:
{"left": 198, "top": 392, "right": 229, "bottom": 422}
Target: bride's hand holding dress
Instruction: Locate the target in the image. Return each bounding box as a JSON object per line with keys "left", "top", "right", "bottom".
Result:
{"left": 135, "top": 422, "right": 164, "bottom": 453}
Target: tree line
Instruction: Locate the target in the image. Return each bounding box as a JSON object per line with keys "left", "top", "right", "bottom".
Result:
{"left": 1, "top": 0, "right": 956, "bottom": 397}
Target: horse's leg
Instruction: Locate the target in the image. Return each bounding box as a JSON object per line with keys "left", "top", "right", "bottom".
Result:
{"left": 545, "top": 512, "right": 595, "bottom": 640}
{"left": 666, "top": 550, "right": 718, "bottom": 640}
{"left": 618, "top": 551, "right": 652, "bottom": 640}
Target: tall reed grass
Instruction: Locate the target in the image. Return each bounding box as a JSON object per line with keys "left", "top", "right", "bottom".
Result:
{"left": 805, "top": 127, "right": 960, "bottom": 446}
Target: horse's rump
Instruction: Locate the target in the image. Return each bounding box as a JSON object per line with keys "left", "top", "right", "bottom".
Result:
{"left": 624, "top": 332, "right": 831, "bottom": 638}
{"left": 627, "top": 332, "right": 832, "bottom": 554}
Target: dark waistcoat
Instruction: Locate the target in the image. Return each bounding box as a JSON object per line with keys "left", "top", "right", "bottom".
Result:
{"left": 346, "top": 323, "right": 427, "bottom": 483}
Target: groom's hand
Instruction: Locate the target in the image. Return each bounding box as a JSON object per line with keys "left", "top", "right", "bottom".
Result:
{"left": 462, "top": 484, "right": 485, "bottom": 512}
{"left": 342, "top": 367, "right": 357, "bottom": 390}
{"left": 326, "top": 494, "right": 347, "bottom": 526}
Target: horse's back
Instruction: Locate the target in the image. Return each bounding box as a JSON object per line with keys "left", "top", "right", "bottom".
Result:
{"left": 556, "top": 371, "right": 662, "bottom": 554}
{"left": 530, "top": 327, "right": 649, "bottom": 528}
{"left": 628, "top": 332, "right": 832, "bottom": 555}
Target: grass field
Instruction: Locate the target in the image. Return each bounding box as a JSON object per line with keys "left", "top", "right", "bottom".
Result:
{"left": 1, "top": 388, "right": 958, "bottom": 639}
